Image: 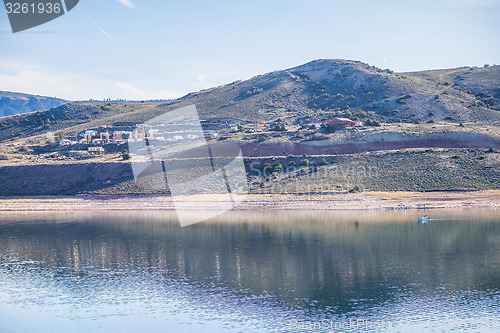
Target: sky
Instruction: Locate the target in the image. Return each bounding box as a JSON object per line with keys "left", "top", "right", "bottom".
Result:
{"left": 0, "top": 0, "right": 499, "bottom": 100}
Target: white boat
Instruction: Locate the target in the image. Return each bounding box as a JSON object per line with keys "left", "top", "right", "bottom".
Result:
{"left": 418, "top": 215, "right": 432, "bottom": 223}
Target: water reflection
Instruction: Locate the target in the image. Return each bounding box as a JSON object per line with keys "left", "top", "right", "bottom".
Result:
{"left": 0, "top": 209, "right": 499, "bottom": 332}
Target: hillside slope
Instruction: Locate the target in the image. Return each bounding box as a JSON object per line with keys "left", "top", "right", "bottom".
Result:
{"left": 1, "top": 60, "right": 499, "bottom": 143}
{"left": 160, "top": 59, "right": 500, "bottom": 125}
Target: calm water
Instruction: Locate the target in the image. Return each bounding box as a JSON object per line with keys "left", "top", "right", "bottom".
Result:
{"left": 0, "top": 209, "right": 499, "bottom": 332}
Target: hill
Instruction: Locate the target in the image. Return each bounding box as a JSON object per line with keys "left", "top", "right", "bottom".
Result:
{"left": 163, "top": 59, "right": 500, "bottom": 125}
{"left": 0, "top": 91, "right": 68, "bottom": 117}
{"left": 0, "top": 59, "right": 498, "bottom": 196}
{"left": 0, "top": 60, "right": 499, "bottom": 143}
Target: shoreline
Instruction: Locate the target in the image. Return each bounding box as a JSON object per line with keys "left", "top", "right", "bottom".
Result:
{"left": 0, "top": 191, "right": 498, "bottom": 212}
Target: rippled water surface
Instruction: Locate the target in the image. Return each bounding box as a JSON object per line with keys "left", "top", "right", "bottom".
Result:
{"left": 0, "top": 209, "right": 499, "bottom": 332}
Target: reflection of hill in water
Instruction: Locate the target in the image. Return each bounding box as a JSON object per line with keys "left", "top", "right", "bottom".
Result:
{"left": 0, "top": 210, "right": 499, "bottom": 315}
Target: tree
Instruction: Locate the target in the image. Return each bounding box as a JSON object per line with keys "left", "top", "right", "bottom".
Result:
{"left": 122, "top": 149, "right": 131, "bottom": 160}
{"left": 56, "top": 133, "right": 65, "bottom": 141}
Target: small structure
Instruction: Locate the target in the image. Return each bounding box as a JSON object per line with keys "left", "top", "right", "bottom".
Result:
{"left": 113, "top": 131, "right": 131, "bottom": 143}
{"left": 68, "top": 150, "right": 89, "bottom": 158}
{"left": 308, "top": 123, "right": 322, "bottom": 129}
{"left": 326, "top": 118, "right": 362, "bottom": 128}
{"left": 204, "top": 132, "right": 218, "bottom": 139}
{"left": 49, "top": 152, "right": 60, "bottom": 158}
{"left": 229, "top": 124, "right": 239, "bottom": 132}
{"left": 59, "top": 139, "right": 72, "bottom": 146}
{"left": 270, "top": 119, "right": 285, "bottom": 127}
{"left": 88, "top": 147, "right": 105, "bottom": 156}
{"left": 100, "top": 131, "right": 110, "bottom": 144}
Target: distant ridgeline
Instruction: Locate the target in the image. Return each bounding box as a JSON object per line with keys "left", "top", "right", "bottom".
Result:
{"left": 0, "top": 91, "right": 68, "bottom": 117}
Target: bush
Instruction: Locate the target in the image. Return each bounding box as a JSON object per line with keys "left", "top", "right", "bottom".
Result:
{"left": 300, "top": 159, "right": 310, "bottom": 167}
{"left": 365, "top": 119, "right": 381, "bottom": 127}
{"left": 350, "top": 185, "right": 362, "bottom": 193}
{"left": 272, "top": 163, "right": 283, "bottom": 172}
{"left": 318, "top": 159, "right": 329, "bottom": 166}
{"left": 272, "top": 125, "right": 287, "bottom": 132}
{"left": 122, "top": 149, "right": 131, "bottom": 160}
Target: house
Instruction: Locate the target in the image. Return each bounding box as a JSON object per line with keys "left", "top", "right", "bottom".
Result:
{"left": 270, "top": 119, "right": 285, "bottom": 127}
{"left": 229, "top": 124, "right": 239, "bottom": 132}
{"left": 204, "top": 132, "right": 218, "bottom": 139}
{"left": 68, "top": 150, "right": 89, "bottom": 158}
{"left": 85, "top": 130, "right": 97, "bottom": 137}
{"left": 113, "top": 131, "right": 132, "bottom": 143}
{"left": 99, "top": 131, "right": 110, "bottom": 144}
{"left": 59, "top": 139, "right": 72, "bottom": 146}
{"left": 327, "top": 118, "right": 362, "bottom": 128}
{"left": 49, "top": 152, "right": 60, "bottom": 158}
{"left": 88, "top": 147, "right": 105, "bottom": 156}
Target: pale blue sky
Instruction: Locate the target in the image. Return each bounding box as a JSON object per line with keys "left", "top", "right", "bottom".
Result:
{"left": 0, "top": 0, "right": 499, "bottom": 100}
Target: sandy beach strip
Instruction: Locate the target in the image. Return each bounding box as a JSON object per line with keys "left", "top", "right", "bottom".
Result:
{"left": 0, "top": 191, "right": 498, "bottom": 212}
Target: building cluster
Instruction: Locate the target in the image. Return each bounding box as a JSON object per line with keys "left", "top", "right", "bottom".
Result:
{"left": 49, "top": 146, "right": 106, "bottom": 159}
{"left": 58, "top": 124, "right": 159, "bottom": 147}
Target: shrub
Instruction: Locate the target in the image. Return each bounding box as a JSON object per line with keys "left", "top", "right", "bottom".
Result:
{"left": 271, "top": 125, "right": 286, "bottom": 132}
{"left": 318, "top": 159, "right": 329, "bottom": 166}
{"left": 122, "top": 149, "right": 131, "bottom": 160}
{"left": 272, "top": 163, "right": 283, "bottom": 172}
{"left": 365, "top": 119, "right": 381, "bottom": 127}
{"left": 300, "top": 159, "right": 310, "bottom": 167}
{"left": 350, "top": 185, "right": 362, "bottom": 193}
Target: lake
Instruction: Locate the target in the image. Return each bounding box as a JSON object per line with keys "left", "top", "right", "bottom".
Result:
{"left": 0, "top": 209, "right": 499, "bottom": 332}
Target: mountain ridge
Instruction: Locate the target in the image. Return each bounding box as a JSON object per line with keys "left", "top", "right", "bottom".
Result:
{"left": 0, "top": 91, "right": 68, "bottom": 118}
{"left": 0, "top": 59, "right": 498, "bottom": 143}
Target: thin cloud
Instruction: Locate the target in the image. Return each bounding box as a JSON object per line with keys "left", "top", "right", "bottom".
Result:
{"left": 0, "top": 60, "right": 184, "bottom": 100}
{"left": 117, "top": 0, "right": 135, "bottom": 8}
{"left": 197, "top": 74, "right": 210, "bottom": 88}
{"left": 86, "top": 15, "right": 119, "bottom": 44}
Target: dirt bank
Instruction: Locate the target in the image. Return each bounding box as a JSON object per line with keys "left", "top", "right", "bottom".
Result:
{"left": 0, "top": 191, "right": 498, "bottom": 212}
